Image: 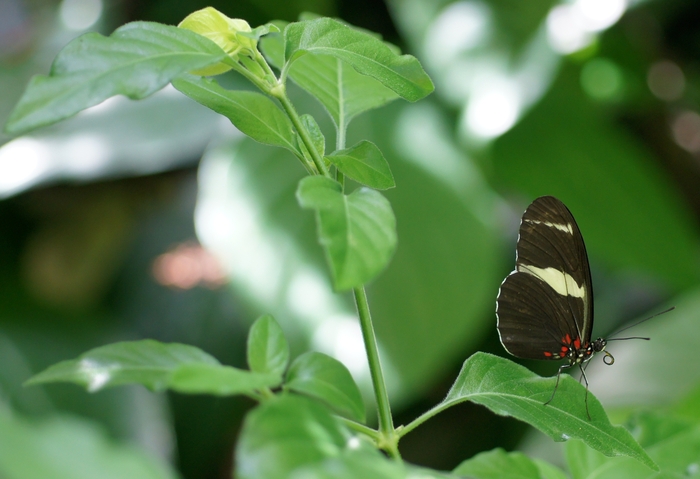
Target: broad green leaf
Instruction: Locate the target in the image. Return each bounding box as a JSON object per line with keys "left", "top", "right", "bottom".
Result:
{"left": 296, "top": 176, "right": 397, "bottom": 290}
{"left": 6, "top": 22, "right": 227, "bottom": 134}
{"left": 169, "top": 363, "right": 281, "bottom": 395}
{"left": 25, "top": 340, "right": 218, "bottom": 392}
{"left": 283, "top": 18, "right": 433, "bottom": 103}
{"left": 0, "top": 411, "right": 176, "bottom": 479}
{"left": 172, "top": 75, "right": 302, "bottom": 157}
{"left": 286, "top": 351, "right": 365, "bottom": 422}
{"left": 247, "top": 314, "right": 290, "bottom": 377}
{"left": 454, "top": 448, "right": 550, "bottom": 479}
{"left": 439, "top": 352, "right": 656, "bottom": 470}
{"left": 261, "top": 30, "right": 399, "bottom": 129}
{"left": 326, "top": 140, "right": 395, "bottom": 189}
{"left": 300, "top": 113, "right": 326, "bottom": 158}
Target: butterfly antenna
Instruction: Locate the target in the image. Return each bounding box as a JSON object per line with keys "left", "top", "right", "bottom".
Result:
{"left": 607, "top": 306, "right": 675, "bottom": 341}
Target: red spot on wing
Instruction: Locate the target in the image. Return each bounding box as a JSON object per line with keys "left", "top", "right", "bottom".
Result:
{"left": 564, "top": 334, "right": 572, "bottom": 344}
{"left": 561, "top": 346, "right": 569, "bottom": 354}
{"left": 544, "top": 351, "right": 553, "bottom": 357}
{"left": 574, "top": 337, "right": 581, "bottom": 349}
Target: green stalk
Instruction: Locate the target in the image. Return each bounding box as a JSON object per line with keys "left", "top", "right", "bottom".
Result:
{"left": 353, "top": 286, "right": 400, "bottom": 459}
{"left": 276, "top": 94, "right": 330, "bottom": 177}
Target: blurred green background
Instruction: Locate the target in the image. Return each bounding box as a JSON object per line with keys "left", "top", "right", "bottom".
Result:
{"left": 1, "top": 0, "right": 700, "bottom": 477}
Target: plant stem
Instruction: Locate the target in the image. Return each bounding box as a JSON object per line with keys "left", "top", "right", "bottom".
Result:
{"left": 277, "top": 94, "right": 330, "bottom": 177}
{"left": 353, "top": 286, "right": 399, "bottom": 459}
{"left": 397, "top": 402, "right": 451, "bottom": 438}
{"left": 338, "top": 418, "right": 380, "bottom": 441}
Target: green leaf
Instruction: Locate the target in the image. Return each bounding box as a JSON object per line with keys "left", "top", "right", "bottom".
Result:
{"left": 26, "top": 340, "right": 219, "bottom": 392}
{"left": 454, "top": 448, "right": 552, "bottom": 479}
{"left": 261, "top": 30, "right": 399, "bottom": 129}
{"left": 326, "top": 140, "right": 395, "bottom": 190}
{"left": 286, "top": 351, "right": 365, "bottom": 422}
{"left": 169, "top": 363, "right": 281, "bottom": 395}
{"left": 296, "top": 176, "right": 397, "bottom": 290}
{"left": 5, "top": 22, "right": 227, "bottom": 134}
{"left": 283, "top": 18, "right": 433, "bottom": 103}
{"left": 172, "top": 75, "right": 302, "bottom": 157}
{"left": 440, "top": 352, "right": 657, "bottom": 470}
{"left": 247, "top": 314, "right": 290, "bottom": 377}
{"left": 299, "top": 113, "right": 326, "bottom": 158}
{"left": 0, "top": 411, "right": 177, "bottom": 479}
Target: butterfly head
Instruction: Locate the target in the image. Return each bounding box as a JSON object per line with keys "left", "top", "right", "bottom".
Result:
{"left": 591, "top": 337, "right": 614, "bottom": 365}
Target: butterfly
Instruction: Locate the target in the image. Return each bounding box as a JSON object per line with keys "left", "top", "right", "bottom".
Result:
{"left": 496, "top": 196, "right": 668, "bottom": 419}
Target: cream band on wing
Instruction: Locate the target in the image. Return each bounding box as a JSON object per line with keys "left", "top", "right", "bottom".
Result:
{"left": 518, "top": 264, "right": 586, "bottom": 298}
{"left": 524, "top": 219, "right": 573, "bottom": 234}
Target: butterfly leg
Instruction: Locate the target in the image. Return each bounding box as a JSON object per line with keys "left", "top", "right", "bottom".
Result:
{"left": 544, "top": 362, "right": 573, "bottom": 406}
{"left": 579, "top": 363, "right": 592, "bottom": 420}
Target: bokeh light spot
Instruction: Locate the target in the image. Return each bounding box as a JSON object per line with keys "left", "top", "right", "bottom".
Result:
{"left": 671, "top": 111, "right": 700, "bottom": 153}
{"left": 153, "top": 242, "right": 227, "bottom": 290}
{"left": 465, "top": 79, "right": 520, "bottom": 139}
{"left": 581, "top": 58, "right": 623, "bottom": 100}
{"left": 547, "top": 0, "right": 627, "bottom": 54}
{"left": 0, "top": 138, "right": 52, "bottom": 197}
{"left": 425, "top": 1, "right": 490, "bottom": 67}
{"left": 648, "top": 60, "right": 685, "bottom": 102}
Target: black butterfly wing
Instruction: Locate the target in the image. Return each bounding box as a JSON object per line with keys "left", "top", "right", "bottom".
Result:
{"left": 496, "top": 196, "right": 594, "bottom": 360}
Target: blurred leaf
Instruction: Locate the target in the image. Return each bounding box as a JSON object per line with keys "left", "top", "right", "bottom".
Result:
{"left": 0, "top": 411, "right": 176, "bottom": 479}
{"left": 172, "top": 75, "right": 302, "bottom": 157}
{"left": 237, "top": 394, "right": 461, "bottom": 479}
{"left": 283, "top": 18, "right": 434, "bottom": 103}
{"left": 532, "top": 459, "right": 569, "bottom": 479}
{"left": 26, "top": 340, "right": 218, "bottom": 392}
{"left": 454, "top": 448, "right": 557, "bottom": 479}
{"left": 169, "top": 363, "right": 281, "bottom": 395}
{"left": 440, "top": 353, "right": 656, "bottom": 470}
{"left": 247, "top": 314, "right": 290, "bottom": 378}
{"left": 235, "top": 395, "right": 375, "bottom": 478}
{"left": 364, "top": 103, "right": 501, "bottom": 396}
{"left": 488, "top": 0, "right": 559, "bottom": 51}
{"left": 261, "top": 30, "right": 400, "bottom": 129}
{"left": 565, "top": 439, "right": 611, "bottom": 479}
{"left": 286, "top": 351, "right": 365, "bottom": 422}
{"left": 327, "top": 140, "right": 395, "bottom": 190}
{"left": 292, "top": 458, "right": 463, "bottom": 479}
{"left": 564, "top": 411, "right": 700, "bottom": 479}
{"left": 493, "top": 64, "right": 700, "bottom": 290}
{"left": 673, "top": 385, "right": 700, "bottom": 421}
{"left": 296, "top": 176, "right": 397, "bottom": 291}
{"left": 629, "top": 411, "right": 697, "bottom": 450}
{"left": 6, "top": 22, "right": 226, "bottom": 134}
